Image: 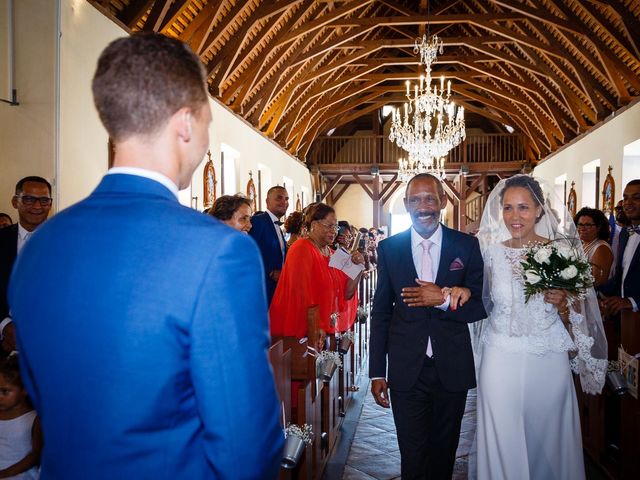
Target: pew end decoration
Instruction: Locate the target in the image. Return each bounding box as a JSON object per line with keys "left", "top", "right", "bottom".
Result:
{"left": 606, "top": 360, "right": 628, "bottom": 396}
{"left": 337, "top": 330, "right": 355, "bottom": 354}
{"left": 317, "top": 351, "right": 342, "bottom": 382}
{"left": 282, "top": 423, "right": 313, "bottom": 469}
{"left": 357, "top": 305, "right": 369, "bottom": 324}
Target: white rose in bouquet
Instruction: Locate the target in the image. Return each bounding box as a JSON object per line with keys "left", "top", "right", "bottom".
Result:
{"left": 533, "top": 246, "right": 552, "bottom": 264}
{"left": 560, "top": 265, "right": 578, "bottom": 280}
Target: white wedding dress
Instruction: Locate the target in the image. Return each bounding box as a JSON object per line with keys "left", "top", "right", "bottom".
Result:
{"left": 476, "top": 244, "right": 586, "bottom": 480}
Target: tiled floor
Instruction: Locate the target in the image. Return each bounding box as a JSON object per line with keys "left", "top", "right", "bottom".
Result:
{"left": 342, "top": 383, "right": 477, "bottom": 480}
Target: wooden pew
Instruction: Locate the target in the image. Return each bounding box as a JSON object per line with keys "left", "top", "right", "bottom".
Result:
{"left": 619, "top": 310, "right": 640, "bottom": 479}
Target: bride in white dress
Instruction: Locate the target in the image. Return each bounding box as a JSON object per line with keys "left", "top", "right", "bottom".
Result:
{"left": 474, "top": 175, "right": 607, "bottom": 480}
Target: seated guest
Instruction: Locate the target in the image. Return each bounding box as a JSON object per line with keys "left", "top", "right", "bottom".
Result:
{"left": 0, "top": 214, "right": 11, "bottom": 229}
{"left": 270, "top": 203, "right": 364, "bottom": 350}
{"left": 208, "top": 194, "right": 252, "bottom": 233}
{"left": 601, "top": 180, "right": 640, "bottom": 315}
{"left": 284, "top": 211, "right": 304, "bottom": 247}
{"left": 574, "top": 207, "right": 613, "bottom": 286}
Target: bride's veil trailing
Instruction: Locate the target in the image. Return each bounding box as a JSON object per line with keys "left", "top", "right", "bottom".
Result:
{"left": 473, "top": 174, "right": 607, "bottom": 395}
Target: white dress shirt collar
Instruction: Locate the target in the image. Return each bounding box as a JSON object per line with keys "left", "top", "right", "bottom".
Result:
{"left": 266, "top": 209, "right": 281, "bottom": 223}
{"left": 411, "top": 223, "right": 443, "bottom": 250}
{"left": 107, "top": 167, "right": 179, "bottom": 199}
{"left": 17, "top": 223, "right": 32, "bottom": 254}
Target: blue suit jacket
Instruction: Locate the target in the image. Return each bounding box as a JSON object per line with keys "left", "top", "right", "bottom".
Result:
{"left": 9, "top": 174, "right": 284, "bottom": 479}
{"left": 369, "top": 226, "right": 486, "bottom": 392}
{"left": 599, "top": 228, "right": 640, "bottom": 303}
{"left": 248, "top": 212, "right": 285, "bottom": 304}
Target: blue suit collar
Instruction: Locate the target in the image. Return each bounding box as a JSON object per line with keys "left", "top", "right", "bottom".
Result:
{"left": 93, "top": 173, "right": 180, "bottom": 203}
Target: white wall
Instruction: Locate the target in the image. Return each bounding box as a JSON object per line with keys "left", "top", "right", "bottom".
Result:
{"left": 333, "top": 184, "right": 373, "bottom": 229}
{"left": 534, "top": 100, "right": 640, "bottom": 205}
{"left": 58, "top": 0, "right": 124, "bottom": 209}
{"left": 0, "top": 0, "right": 56, "bottom": 219}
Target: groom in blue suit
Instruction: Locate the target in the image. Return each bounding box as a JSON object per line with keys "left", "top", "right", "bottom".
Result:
{"left": 9, "top": 34, "right": 283, "bottom": 479}
{"left": 370, "top": 174, "right": 485, "bottom": 480}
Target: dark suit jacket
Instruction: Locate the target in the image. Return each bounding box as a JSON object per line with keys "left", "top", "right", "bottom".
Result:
{"left": 0, "top": 224, "right": 18, "bottom": 318}
{"left": 369, "top": 226, "right": 486, "bottom": 392}
{"left": 249, "top": 211, "right": 286, "bottom": 304}
{"left": 10, "top": 174, "right": 284, "bottom": 479}
{"left": 599, "top": 228, "right": 640, "bottom": 302}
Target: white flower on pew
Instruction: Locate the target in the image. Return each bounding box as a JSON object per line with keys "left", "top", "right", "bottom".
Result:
{"left": 284, "top": 423, "right": 314, "bottom": 446}
{"left": 318, "top": 350, "right": 343, "bottom": 368}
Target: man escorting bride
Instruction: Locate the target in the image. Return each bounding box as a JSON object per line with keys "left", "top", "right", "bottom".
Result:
{"left": 371, "top": 173, "right": 607, "bottom": 480}
{"left": 475, "top": 174, "right": 607, "bottom": 479}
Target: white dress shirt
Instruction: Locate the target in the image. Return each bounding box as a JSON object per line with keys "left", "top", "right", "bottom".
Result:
{"left": 107, "top": 167, "right": 179, "bottom": 199}
{"left": 17, "top": 224, "right": 31, "bottom": 254}
{"left": 411, "top": 225, "right": 450, "bottom": 356}
{"left": 266, "top": 209, "right": 286, "bottom": 258}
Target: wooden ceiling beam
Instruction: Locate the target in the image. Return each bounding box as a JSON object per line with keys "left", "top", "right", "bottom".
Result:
{"left": 575, "top": 0, "right": 640, "bottom": 66}
{"left": 327, "top": 13, "right": 525, "bottom": 28}
{"left": 194, "top": 0, "right": 249, "bottom": 56}
{"left": 225, "top": 0, "right": 318, "bottom": 108}
{"left": 119, "top": 0, "right": 155, "bottom": 29}
{"left": 606, "top": 0, "right": 640, "bottom": 59}
{"left": 177, "top": 0, "right": 224, "bottom": 46}
{"left": 141, "top": 0, "right": 175, "bottom": 32}
{"left": 276, "top": 0, "right": 376, "bottom": 47}
{"left": 208, "top": 0, "right": 302, "bottom": 86}
{"left": 158, "top": 0, "right": 192, "bottom": 33}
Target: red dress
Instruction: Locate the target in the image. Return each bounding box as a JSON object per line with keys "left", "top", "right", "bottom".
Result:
{"left": 269, "top": 239, "right": 342, "bottom": 338}
{"left": 335, "top": 268, "right": 358, "bottom": 332}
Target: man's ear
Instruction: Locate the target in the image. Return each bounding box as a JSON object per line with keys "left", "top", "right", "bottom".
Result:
{"left": 175, "top": 108, "right": 192, "bottom": 142}
{"left": 11, "top": 196, "right": 18, "bottom": 209}
{"left": 439, "top": 193, "right": 448, "bottom": 210}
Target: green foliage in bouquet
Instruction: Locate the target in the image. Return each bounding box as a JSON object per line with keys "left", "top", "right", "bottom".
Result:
{"left": 520, "top": 239, "right": 594, "bottom": 303}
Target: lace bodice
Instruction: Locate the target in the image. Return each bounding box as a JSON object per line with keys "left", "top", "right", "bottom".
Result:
{"left": 482, "top": 244, "right": 575, "bottom": 355}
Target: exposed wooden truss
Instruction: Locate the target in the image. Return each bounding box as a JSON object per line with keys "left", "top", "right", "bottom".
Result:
{"left": 89, "top": 0, "right": 640, "bottom": 164}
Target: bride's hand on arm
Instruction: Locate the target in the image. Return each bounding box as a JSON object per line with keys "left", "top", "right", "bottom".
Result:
{"left": 448, "top": 287, "right": 471, "bottom": 311}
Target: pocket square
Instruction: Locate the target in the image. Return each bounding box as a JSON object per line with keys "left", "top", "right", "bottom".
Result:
{"left": 449, "top": 258, "right": 465, "bottom": 271}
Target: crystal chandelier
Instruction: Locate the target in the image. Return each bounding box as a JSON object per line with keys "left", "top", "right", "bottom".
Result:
{"left": 397, "top": 154, "right": 446, "bottom": 183}
{"left": 389, "top": 34, "right": 466, "bottom": 180}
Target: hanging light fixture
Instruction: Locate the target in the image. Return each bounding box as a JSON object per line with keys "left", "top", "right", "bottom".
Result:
{"left": 389, "top": 33, "right": 466, "bottom": 181}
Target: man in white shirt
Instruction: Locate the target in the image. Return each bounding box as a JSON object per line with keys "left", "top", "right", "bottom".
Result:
{"left": 249, "top": 186, "right": 289, "bottom": 304}
{"left": 602, "top": 179, "right": 640, "bottom": 315}
{"left": 369, "top": 173, "right": 486, "bottom": 479}
{"left": 0, "top": 176, "right": 52, "bottom": 319}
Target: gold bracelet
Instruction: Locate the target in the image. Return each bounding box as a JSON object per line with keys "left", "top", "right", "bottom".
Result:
{"left": 559, "top": 308, "right": 570, "bottom": 315}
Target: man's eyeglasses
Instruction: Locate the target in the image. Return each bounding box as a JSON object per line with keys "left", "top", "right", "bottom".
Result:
{"left": 16, "top": 195, "right": 53, "bottom": 206}
{"left": 317, "top": 221, "right": 339, "bottom": 232}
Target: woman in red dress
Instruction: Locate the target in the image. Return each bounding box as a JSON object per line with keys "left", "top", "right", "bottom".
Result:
{"left": 269, "top": 203, "right": 364, "bottom": 350}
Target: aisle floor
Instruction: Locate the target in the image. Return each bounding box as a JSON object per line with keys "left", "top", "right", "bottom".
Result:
{"left": 342, "top": 384, "right": 476, "bottom": 480}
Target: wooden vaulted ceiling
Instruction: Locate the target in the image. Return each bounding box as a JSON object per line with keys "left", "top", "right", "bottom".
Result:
{"left": 89, "top": 0, "right": 640, "bottom": 164}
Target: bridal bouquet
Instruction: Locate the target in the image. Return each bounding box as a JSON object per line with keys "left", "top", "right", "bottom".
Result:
{"left": 520, "top": 240, "right": 594, "bottom": 302}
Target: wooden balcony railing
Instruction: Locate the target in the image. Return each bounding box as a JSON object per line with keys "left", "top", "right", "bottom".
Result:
{"left": 311, "top": 133, "right": 526, "bottom": 166}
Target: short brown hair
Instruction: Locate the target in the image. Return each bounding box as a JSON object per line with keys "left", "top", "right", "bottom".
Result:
{"left": 303, "top": 202, "right": 335, "bottom": 229}
{"left": 92, "top": 33, "right": 208, "bottom": 142}
{"left": 208, "top": 195, "right": 251, "bottom": 221}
